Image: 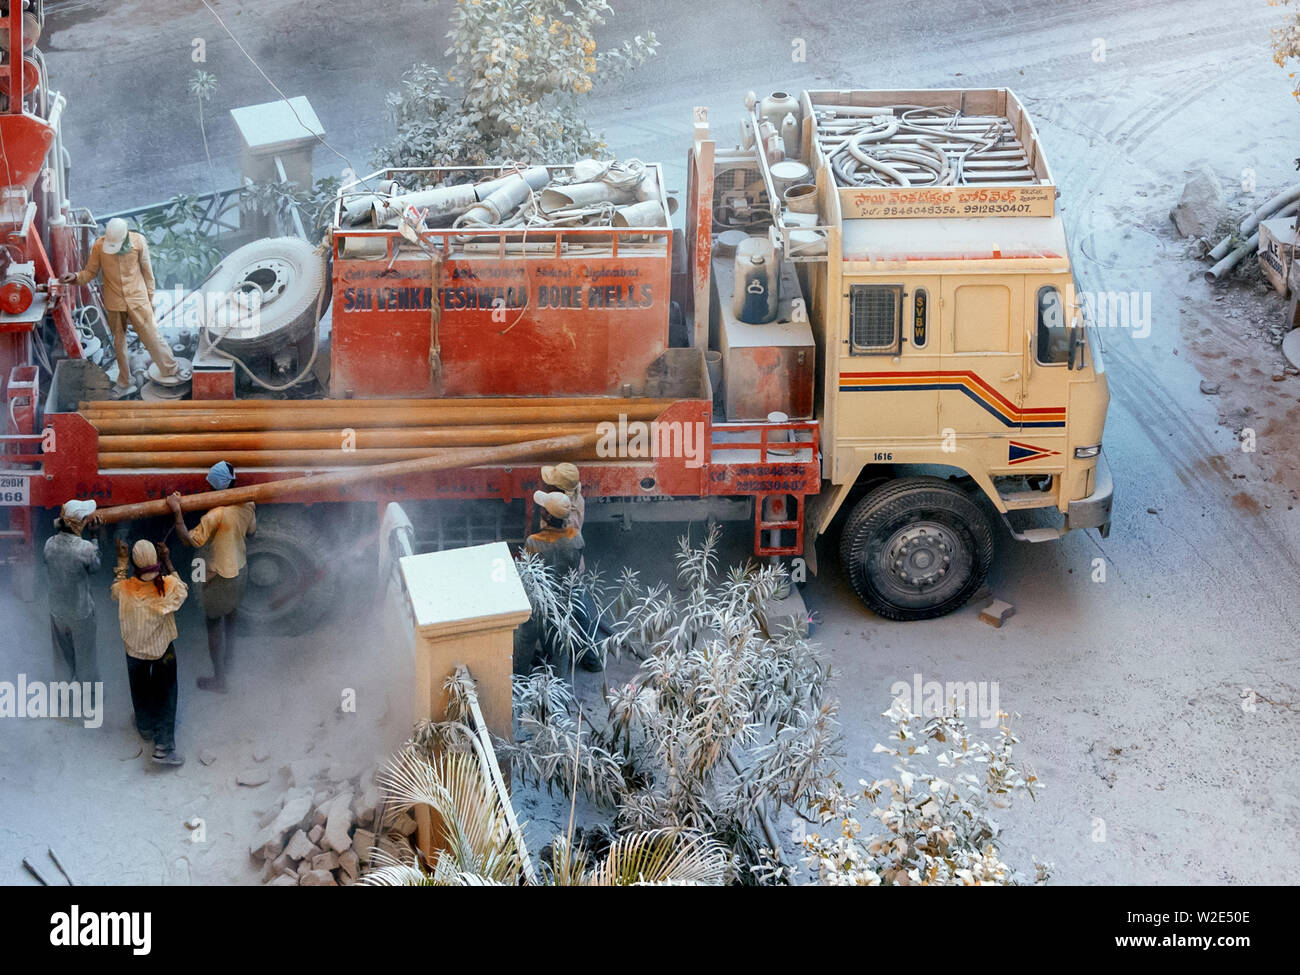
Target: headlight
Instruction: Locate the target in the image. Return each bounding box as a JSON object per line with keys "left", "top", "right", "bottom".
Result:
{"left": 1074, "top": 444, "right": 1102, "bottom": 459}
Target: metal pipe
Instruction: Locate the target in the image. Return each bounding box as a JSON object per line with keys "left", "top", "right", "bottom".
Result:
{"left": 613, "top": 200, "right": 668, "bottom": 228}
{"left": 81, "top": 396, "right": 673, "bottom": 411}
{"left": 99, "top": 445, "right": 599, "bottom": 468}
{"left": 87, "top": 403, "right": 668, "bottom": 435}
{"left": 93, "top": 432, "right": 601, "bottom": 525}
{"left": 96, "top": 423, "right": 596, "bottom": 452}
{"left": 371, "top": 167, "right": 549, "bottom": 225}
{"left": 538, "top": 180, "right": 635, "bottom": 212}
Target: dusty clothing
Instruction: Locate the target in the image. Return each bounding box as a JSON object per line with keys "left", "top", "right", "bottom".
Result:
{"left": 51, "top": 614, "right": 99, "bottom": 684}
{"left": 190, "top": 503, "right": 256, "bottom": 579}
{"left": 105, "top": 304, "right": 178, "bottom": 382}
{"left": 524, "top": 524, "right": 585, "bottom": 577}
{"left": 200, "top": 570, "right": 246, "bottom": 620}
{"left": 565, "top": 491, "right": 586, "bottom": 532}
{"left": 73, "top": 232, "right": 155, "bottom": 311}
{"left": 111, "top": 573, "right": 188, "bottom": 661}
{"left": 74, "top": 232, "right": 177, "bottom": 380}
{"left": 126, "top": 645, "right": 178, "bottom": 750}
{"left": 44, "top": 531, "right": 101, "bottom": 620}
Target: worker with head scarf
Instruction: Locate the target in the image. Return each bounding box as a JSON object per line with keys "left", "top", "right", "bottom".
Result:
{"left": 43, "top": 499, "right": 102, "bottom": 684}
{"left": 59, "top": 217, "right": 185, "bottom": 396}
{"left": 521, "top": 490, "right": 601, "bottom": 672}
{"left": 167, "top": 461, "right": 255, "bottom": 694}
{"left": 111, "top": 537, "right": 188, "bottom": 767}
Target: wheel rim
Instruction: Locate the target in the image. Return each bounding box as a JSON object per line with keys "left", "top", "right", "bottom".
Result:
{"left": 241, "top": 547, "right": 307, "bottom": 622}
{"left": 880, "top": 520, "right": 963, "bottom": 593}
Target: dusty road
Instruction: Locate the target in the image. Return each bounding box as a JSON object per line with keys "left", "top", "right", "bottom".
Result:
{"left": 2, "top": 0, "right": 1297, "bottom": 884}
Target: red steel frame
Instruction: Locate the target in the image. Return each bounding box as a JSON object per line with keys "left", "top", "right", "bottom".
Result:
{"left": 26, "top": 400, "right": 819, "bottom": 557}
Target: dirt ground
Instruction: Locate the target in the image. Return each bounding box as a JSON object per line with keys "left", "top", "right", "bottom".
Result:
{"left": 3, "top": 0, "right": 1300, "bottom": 885}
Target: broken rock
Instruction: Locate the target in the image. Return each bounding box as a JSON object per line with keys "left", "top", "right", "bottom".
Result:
{"left": 339, "top": 849, "right": 359, "bottom": 881}
{"left": 283, "top": 829, "right": 315, "bottom": 862}
{"left": 979, "top": 599, "right": 1016, "bottom": 628}
{"left": 1169, "top": 165, "right": 1225, "bottom": 239}
{"left": 323, "top": 793, "right": 355, "bottom": 852}
{"left": 236, "top": 767, "right": 270, "bottom": 788}
{"left": 298, "top": 868, "right": 337, "bottom": 887}
{"left": 353, "top": 829, "right": 376, "bottom": 863}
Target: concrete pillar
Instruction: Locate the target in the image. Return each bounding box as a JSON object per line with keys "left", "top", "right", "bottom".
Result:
{"left": 229, "top": 96, "right": 324, "bottom": 238}
{"left": 398, "top": 541, "right": 531, "bottom": 863}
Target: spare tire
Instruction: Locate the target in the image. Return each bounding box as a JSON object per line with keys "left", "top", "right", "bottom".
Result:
{"left": 204, "top": 237, "right": 324, "bottom": 358}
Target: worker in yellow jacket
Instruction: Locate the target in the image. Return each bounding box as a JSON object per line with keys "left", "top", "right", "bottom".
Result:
{"left": 60, "top": 217, "right": 185, "bottom": 395}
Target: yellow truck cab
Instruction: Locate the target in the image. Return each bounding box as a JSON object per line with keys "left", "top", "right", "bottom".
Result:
{"left": 696, "top": 87, "right": 1112, "bottom": 619}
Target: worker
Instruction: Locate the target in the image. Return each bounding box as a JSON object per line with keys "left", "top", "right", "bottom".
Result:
{"left": 540, "top": 463, "right": 585, "bottom": 531}
{"left": 43, "top": 499, "right": 102, "bottom": 685}
{"left": 111, "top": 538, "right": 187, "bottom": 767}
{"left": 166, "top": 461, "right": 255, "bottom": 694}
{"left": 523, "top": 490, "right": 600, "bottom": 672}
{"left": 58, "top": 217, "right": 186, "bottom": 396}
{"left": 540, "top": 461, "right": 610, "bottom": 637}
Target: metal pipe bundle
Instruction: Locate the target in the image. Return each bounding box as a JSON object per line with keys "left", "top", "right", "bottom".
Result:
{"left": 81, "top": 397, "right": 670, "bottom": 470}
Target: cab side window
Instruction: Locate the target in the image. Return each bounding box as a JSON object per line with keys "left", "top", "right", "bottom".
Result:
{"left": 1036, "top": 286, "right": 1070, "bottom": 365}
{"left": 849, "top": 284, "right": 901, "bottom": 355}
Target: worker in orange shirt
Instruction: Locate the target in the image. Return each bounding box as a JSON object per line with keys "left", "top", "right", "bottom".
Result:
{"left": 111, "top": 538, "right": 188, "bottom": 767}
{"left": 59, "top": 217, "right": 186, "bottom": 396}
{"left": 167, "top": 461, "right": 255, "bottom": 694}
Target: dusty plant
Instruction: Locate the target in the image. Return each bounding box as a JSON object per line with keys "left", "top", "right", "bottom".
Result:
{"left": 798, "top": 698, "right": 1050, "bottom": 886}
{"left": 374, "top": 0, "right": 658, "bottom": 168}
{"left": 364, "top": 684, "right": 729, "bottom": 886}
{"left": 1272, "top": 0, "right": 1300, "bottom": 102}
{"left": 241, "top": 175, "right": 342, "bottom": 243}
{"left": 133, "top": 195, "right": 225, "bottom": 291}
{"left": 502, "top": 527, "right": 841, "bottom": 884}
{"left": 189, "top": 69, "right": 219, "bottom": 194}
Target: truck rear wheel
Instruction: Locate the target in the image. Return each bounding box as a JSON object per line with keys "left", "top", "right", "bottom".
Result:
{"left": 238, "top": 508, "right": 341, "bottom": 633}
{"left": 838, "top": 477, "right": 993, "bottom": 621}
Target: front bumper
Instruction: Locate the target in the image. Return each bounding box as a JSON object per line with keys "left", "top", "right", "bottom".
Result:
{"left": 1066, "top": 452, "right": 1113, "bottom": 538}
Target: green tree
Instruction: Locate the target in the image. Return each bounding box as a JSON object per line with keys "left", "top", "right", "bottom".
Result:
{"left": 375, "top": 0, "right": 657, "bottom": 168}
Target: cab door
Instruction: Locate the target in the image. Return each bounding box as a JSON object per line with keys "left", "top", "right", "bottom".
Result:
{"left": 938, "top": 276, "right": 1024, "bottom": 443}
{"left": 836, "top": 275, "right": 942, "bottom": 441}
{"left": 1010, "top": 275, "right": 1072, "bottom": 468}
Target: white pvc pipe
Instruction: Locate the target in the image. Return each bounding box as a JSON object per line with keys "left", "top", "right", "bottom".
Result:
{"left": 1208, "top": 183, "right": 1300, "bottom": 260}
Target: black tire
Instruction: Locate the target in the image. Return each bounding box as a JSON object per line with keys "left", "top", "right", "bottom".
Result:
{"left": 204, "top": 237, "right": 325, "bottom": 358}
{"left": 838, "top": 477, "right": 993, "bottom": 621}
{"left": 238, "top": 507, "right": 342, "bottom": 633}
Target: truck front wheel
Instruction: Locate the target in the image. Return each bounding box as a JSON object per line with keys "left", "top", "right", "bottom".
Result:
{"left": 838, "top": 477, "right": 993, "bottom": 621}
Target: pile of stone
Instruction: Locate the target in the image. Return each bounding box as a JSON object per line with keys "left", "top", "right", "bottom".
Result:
{"left": 249, "top": 765, "right": 417, "bottom": 887}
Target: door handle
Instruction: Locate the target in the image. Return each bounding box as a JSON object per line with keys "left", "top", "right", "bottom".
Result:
{"left": 1001, "top": 371, "right": 1021, "bottom": 382}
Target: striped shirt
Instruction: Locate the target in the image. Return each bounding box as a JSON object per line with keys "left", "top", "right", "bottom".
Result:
{"left": 111, "top": 572, "right": 188, "bottom": 660}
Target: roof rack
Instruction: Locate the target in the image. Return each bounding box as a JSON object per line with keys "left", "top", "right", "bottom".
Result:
{"left": 808, "top": 89, "right": 1057, "bottom": 219}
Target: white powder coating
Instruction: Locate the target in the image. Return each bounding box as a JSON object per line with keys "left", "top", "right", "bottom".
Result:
{"left": 841, "top": 215, "right": 1071, "bottom": 265}
{"left": 399, "top": 541, "right": 531, "bottom": 633}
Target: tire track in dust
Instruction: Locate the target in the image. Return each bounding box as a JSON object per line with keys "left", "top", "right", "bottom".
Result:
{"left": 1053, "top": 56, "right": 1300, "bottom": 605}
